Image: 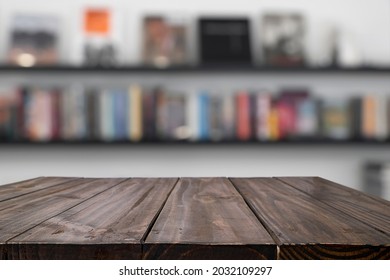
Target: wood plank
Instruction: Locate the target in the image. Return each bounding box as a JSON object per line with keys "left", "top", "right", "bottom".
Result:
{"left": 0, "top": 178, "right": 125, "bottom": 243}
{"left": 277, "top": 177, "right": 390, "bottom": 235}
{"left": 8, "top": 178, "right": 178, "bottom": 260}
{"left": 230, "top": 178, "right": 390, "bottom": 260}
{"left": 0, "top": 245, "right": 5, "bottom": 260}
{"left": 0, "top": 177, "right": 77, "bottom": 202}
{"left": 144, "top": 177, "right": 276, "bottom": 260}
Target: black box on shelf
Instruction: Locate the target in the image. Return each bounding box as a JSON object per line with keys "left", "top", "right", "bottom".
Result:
{"left": 198, "top": 18, "right": 252, "bottom": 66}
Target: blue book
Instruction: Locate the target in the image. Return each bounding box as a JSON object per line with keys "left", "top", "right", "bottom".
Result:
{"left": 113, "top": 89, "right": 128, "bottom": 140}
{"left": 198, "top": 92, "right": 209, "bottom": 141}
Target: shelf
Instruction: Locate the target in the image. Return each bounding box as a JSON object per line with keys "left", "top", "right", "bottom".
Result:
{"left": 1, "top": 139, "right": 389, "bottom": 146}
{"left": 0, "top": 65, "right": 389, "bottom": 74}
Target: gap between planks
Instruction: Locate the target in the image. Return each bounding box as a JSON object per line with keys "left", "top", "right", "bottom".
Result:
{"left": 139, "top": 178, "right": 180, "bottom": 258}
{"left": 0, "top": 177, "right": 81, "bottom": 203}
{"left": 228, "top": 177, "right": 282, "bottom": 260}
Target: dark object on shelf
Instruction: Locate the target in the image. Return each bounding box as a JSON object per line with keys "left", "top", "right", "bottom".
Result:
{"left": 198, "top": 18, "right": 252, "bottom": 65}
{"left": 261, "top": 13, "right": 306, "bottom": 67}
{"left": 363, "top": 161, "right": 390, "bottom": 200}
{"left": 84, "top": 43, "right": 117, "bottom": 67}
{"left": 0, "top": 177, "right": 388, "bottom": 259}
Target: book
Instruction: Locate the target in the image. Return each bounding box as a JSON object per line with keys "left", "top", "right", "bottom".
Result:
{"left": 187, "top": 91, "right": 200, "bottom": 141}
{"left": 24, "top": 88, "right": 53, "bottom": 141}
{"left": 142, "top": 88, "right": 157, "bottom": 140}
{"left": 61, "top": 86, "right": 87, "bottom": 140}
{"left": 198, "top": 18, "right": 252, "bottom": 65}
{"left": 112, "top": 89, "right": 128, "bottom": 140}
{"left": 167, "top": 91, "right": 188, "bottom": 140}
{"left": 276, "top": 96, "right": 296, "bottom": 139}
{"left": 249, "top": 93, "right": 258, "bottom": 140}
{"left": 198, "top": 92, "right": 210, "bottom": 141}
{"left": 296, "top": 97, "right": 319, "bottom": 138}
{"left": 85, "top": 88, "right": 100, "bottom": 141}
{"left": 362, "top": 95, "right": 377, "bottom": 139}
{"left": 7, "top": 14, "right": 60, "bottom": 66}
{"left": 256, "top": 92, "right": 272, "bottom": 141}
{"left": 208, "top": 93, "right": 224, "bottom": 141}
{"left": 221, "top": 93, "right": 236, "bottom": 140}
{"left": 320, "top": 98, "right": 349, "bottom": 140}
{"left": 155, "top": 88, "right": 188, "bottom": 140}
{"left": 0, "top": 88, "right": 18, "bottom": 140}
{"left": 349, "top": 96, "right": 362, "bottom": 139}
{"left": 128, "top": 85, "right": 143, "bottom": 141}
{"left": 375, "top": 95, "right": 387, "bottom": 140}
{"left": 142, "top": 16, "right": 188, "bottom": 67}
{"left": 278, "top": 89, "right": 310, "bottom": 139}
{"left": 80, "top": 8, "right": 120, "bottom": 67}
{"left": 50, "top": 88, "right": 62, "bottom": 141}
{"left": 98, "top": 89, "right": 114, "bottom": 141}
{"left": 236, "top": 91, "right": 251, "bottom": 141}
{"left": 261, "top": 13, "right": 306, "bottom": 67}
{"left": 268, "top": 101, "right": 280, "bottom": 141}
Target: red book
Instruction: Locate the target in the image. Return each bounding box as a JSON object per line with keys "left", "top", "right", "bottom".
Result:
{"left": 236, "top": 91, "right": 251, "bottom": 141}
{"left": 276, "top": 98, "right": 296, "bottom": 139}
{"left": 51, "top": 88, "right": 62, "bottom": 140}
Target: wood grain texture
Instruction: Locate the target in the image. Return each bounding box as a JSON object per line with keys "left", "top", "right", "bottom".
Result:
{"left": 0, "top": 178, "right": 125, "bottom": 243}
{"left": 0, "top": 177, "right": 77, "bottom": 202}
{"left": 279, "top": 244, "right": 390, "bottom": 260}
{"left": 144, "top": 177, "right": 276, "bottom": 260}
{"left": 1, "top": 177, "right": 388, "bottom": 260}
{"left": 8, "top": 178, "right": 178, "bottom": 260}
{"left": 6, "top": 244, "right": 139, "bottom": 260}
{"left": 230, "top": 177, "right": 390, "bottom": 260}
{"left": 0, "top": 245, "right": 5, "bottom": 260}
{"left": 277, "top": 177, "right": 390, "bottom": 235}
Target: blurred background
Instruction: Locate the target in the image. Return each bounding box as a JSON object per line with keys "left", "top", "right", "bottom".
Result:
{"left": 0, "top": 0, "right": 389, "bottom": 200}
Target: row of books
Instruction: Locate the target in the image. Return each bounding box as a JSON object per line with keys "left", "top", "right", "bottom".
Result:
{"left": 4, "top": 10, "right": 321, "bottom": 68}
{"left": 0, "top": 85, "right": 389, "bottom": 142}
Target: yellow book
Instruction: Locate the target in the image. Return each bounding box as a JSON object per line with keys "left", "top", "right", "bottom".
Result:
{"left": 269, "top": 107, "right": 279, "bottom": 141}
{"left": 362, "top": 95, "right": 376, "bottom": 139}
{"left": 129, "top": 85, "right": 143, "bottom": 141}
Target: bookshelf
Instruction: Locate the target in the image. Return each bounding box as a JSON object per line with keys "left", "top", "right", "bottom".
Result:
{"left": 0, "top": 64, "right": 389, "bottom": 145}
{"left": 0, "top": 65, "right": 389, "bottom": 74}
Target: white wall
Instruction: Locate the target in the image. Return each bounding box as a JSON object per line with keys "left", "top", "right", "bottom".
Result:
{"left": 0, "top": 0, "right": 389, "bottom": 65}
{"left": 0, "top": 0, "right": 390, "bottom": 196}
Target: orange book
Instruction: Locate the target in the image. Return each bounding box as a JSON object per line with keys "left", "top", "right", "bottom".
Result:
{"left": 236, "top": 91, "right": 251, "bottom": 141}
{"left": 84, "top": 9, "right": 110, "bottom": 35}
{"left": 269, "top": 106, "right": 280, "bottom": 141}
{"left": 362, "top": 95, "right": 376, "bottom": 139}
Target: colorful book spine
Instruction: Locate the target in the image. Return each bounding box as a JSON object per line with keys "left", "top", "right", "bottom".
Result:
{"left": 236, "top": 91, "right": 251, "bottom": 141}
{"left": 256, "top": 93, "right": 271, "bottom": 141}
{"left": 362, "top": 95, "right": 376, "bottom": 139}
{"left": 0, "top": 88, "right": 18, "bottom": 140}
{"left": 113, "top": 89, "right": 128, "bottom": 140}
{"left": 198, "top": 91, "right": 209, "bottom": 141}
{"left": 222, "top": 93, "right": 235, "bottom": 140}
{"left": 209, "top": 94, "right": 223, "bottom": 141}
{"left": 188, "top": 91, "right": 199, "bottom": 141}
{"left": 129, "top": 85, "right": 142, "bottom": 142}
{"left": 297, "top": 98, "right": 318, "bottom": 138}
{"left": 99, "top": 89, "right": 114, "bottom": 141}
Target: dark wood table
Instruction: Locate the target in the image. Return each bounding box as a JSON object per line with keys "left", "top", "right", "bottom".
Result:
{"left": 0, "top": 177, "right": 389, "bottom": 260}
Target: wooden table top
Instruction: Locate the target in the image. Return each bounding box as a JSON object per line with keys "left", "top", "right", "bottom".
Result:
{"left": 0, "top": 177, "right": 389, "bottom": 260}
